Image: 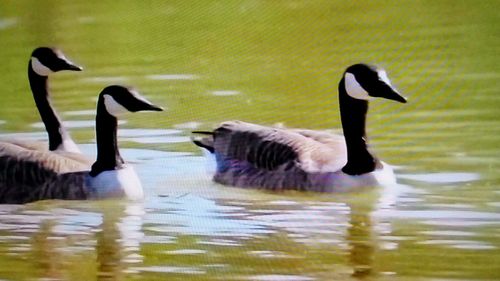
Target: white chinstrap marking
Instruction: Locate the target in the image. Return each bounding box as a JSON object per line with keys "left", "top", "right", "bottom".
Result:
{"left": 103, "top": 94, "right": 129, "bottom": 117}
{"left": 31, "top": 57, "right": 53, "bottom": 76}
{"left": 344, "top": 72, "right": 373, "bottom": 101}
{"left": 87, "top": 165, "right": 144, "bottom": 200}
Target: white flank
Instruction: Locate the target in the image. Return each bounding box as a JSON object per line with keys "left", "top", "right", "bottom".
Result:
{"left": 344, "top": 72, "right": 372, "bottom": 101}
{"left": 103, "top": 94, "right": 128, "bottom": 117}
{"left": 88, "top": 165, "right": 144, "bottom": 200}
{"left": 31, "top": 57, "right": 53, "bottom": 76}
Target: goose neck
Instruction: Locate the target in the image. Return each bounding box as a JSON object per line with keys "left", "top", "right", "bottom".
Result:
{"left": 90, "top": 103, "right": 124, "bottom": 177}
{"left": 338, "top": 78, "right": 378, "bottom": 175}
{"left": 28, "top": 63, "right": 68, "bottom": 151}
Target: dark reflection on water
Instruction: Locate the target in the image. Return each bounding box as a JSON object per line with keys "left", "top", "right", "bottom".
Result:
{"left": 0, "top": 159, "right": 497, "bottom": 280}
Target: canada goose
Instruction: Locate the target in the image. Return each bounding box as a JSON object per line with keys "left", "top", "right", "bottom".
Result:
{"left": 1, "top": 47, "right": 83, "bottom": 153}
{"left": 0, "top": 85, "right": 163, "bottom": 204}
{"left": 193, "top": 63, "right": 407, "bottom": 191}
{"left": 0, "top": 47, "right": 93, "bottom": 172}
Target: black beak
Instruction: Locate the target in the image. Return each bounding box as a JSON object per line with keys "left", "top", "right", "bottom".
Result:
{"left": 58, "top": 58, "right": 83, "bottom": 71}
{"left": 377, "top": 81, "right": 407, "bottom": 103}
{"left": 131, "top": 97, "right": 164, "bottom": 112}
{"left": 145, "top": 104, "right": 164, "bottom": 112}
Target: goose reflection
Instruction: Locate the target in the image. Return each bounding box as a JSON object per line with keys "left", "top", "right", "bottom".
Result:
{"left": 96, "top": 202, "right": 145, "bottom": 281}
{"left": 347, "top": 200, "right": 376, "bottom": 278}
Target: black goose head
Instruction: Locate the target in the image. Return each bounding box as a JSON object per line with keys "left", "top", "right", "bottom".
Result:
{"left": 99, "top": 85, "right": 164, "bottom": 117}
{"left": 343, "top": 63, "right": 407, "bottom": 103}
{"left": 30, "top": 47, "right": 83, "bottom": 76}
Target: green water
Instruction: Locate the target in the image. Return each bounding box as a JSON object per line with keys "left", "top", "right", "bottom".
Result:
{"left": 0, "top": 1, "right": 499, "bottom": 280}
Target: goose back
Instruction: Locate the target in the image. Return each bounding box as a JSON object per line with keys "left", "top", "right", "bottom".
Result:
{"left": 0, "top": 142, "right": 91, "bottom": 173}
{"left": 197, "top": 121, "right": 348, "bottom": 190}
{"left": 0, "top": 155, "right": 88, "bottom": 204}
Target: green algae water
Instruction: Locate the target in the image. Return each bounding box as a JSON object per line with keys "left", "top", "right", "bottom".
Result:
{"left": 0, "top": 1, "right": 499, "bottom": 280}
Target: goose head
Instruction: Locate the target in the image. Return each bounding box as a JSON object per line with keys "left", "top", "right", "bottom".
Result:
{"left": 343, "top": 63, "right": 407, "bottom": 103}
{"left": 98, "top": 85, "right": 164, "bottom": 117}
{"left": 30, "top": 47, "right": 82, "bottom": 76}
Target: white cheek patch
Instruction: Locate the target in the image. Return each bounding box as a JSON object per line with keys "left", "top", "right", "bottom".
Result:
{"left": 104, "top": 94, "right": 129, "bottom": 117}
{"left": 378, "top": 70, "right": 393, "bottom": 87}
{"left": 344, "top": 72, "right": 372, "bottom": 100}
{"left": 31, "top": 57, "right": 53, "bottom": 76}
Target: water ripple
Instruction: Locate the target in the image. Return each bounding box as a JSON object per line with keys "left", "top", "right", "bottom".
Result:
{"left": 146, "top": 74, "right": 198, "bottom": 80}
{"left": 249, "top": 274, "right": 315, "bottom": 281}
{"left": 0, "top": 18, "right": 17, "bottom": 29}
{"left": 398, "top": 172, "right": 480, "bottom": 183}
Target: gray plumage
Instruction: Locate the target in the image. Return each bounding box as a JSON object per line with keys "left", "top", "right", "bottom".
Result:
{"left": 0, "top": 155, "right": 88, "bottom": 204}
{"left": 195, "top": 121, "right": 348, "bottom": 191}
{"left": 0, "top": 142, "right": 91, "bottom": 173}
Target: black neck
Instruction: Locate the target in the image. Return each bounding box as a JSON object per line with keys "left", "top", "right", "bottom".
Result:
{"left": 90, "top": 101, "right": 124, "bottom": 176}
{"left": 28, "top": 62, "right": 68, "bottom": 151}
{"left": 338, "top": 78, "right": 378, "bottom": 175}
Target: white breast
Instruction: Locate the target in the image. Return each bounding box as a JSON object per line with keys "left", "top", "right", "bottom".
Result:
{"left": 332, "top": 162, "right": 397, "bottom": 188}
{"left": 87, "top": 165, "right": 144, "bottom": 200}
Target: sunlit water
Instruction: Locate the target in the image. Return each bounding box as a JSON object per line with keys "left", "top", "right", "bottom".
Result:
{"left": 1, "top": 1, "right": 499, "bottom": 280}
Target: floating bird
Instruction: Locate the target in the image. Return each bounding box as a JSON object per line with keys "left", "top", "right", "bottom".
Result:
{"left": 0, "top": 85, "right": 163, "bottom": 204}
{"left": 193, "top": 63, "right": 407, "bottom": 191}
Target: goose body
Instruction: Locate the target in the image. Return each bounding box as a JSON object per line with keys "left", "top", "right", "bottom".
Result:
{"left": 0, "top": 85, "right": 163, "bottom": 204}
{"left": 193, "top": 63, "right": 407, "bottom": 191}
{"left": 0, "top": 47, "right": 91, "bottom": 173}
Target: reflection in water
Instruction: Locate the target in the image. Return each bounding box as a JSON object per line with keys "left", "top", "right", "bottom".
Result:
{"left": 0, "top": 131, "right": 47, "bottom": 142}
{"left": 96, "top": 203, "right": 144, "bottom": 280}
{"left": 398, "top": 172, "right": 481, "bottom": 183}
{"left": 1, "top": 0, "right": 499, "bottom": 279}
{"left": 347, "top": 203, "right": 375, "bottom": 278}
{"left": 0, "top": 202, "right": 145, "bottom": 280}
{"left": 0, "top": 18, "right": 17, "bottom": 30}
{"left": 63, "top": 110, "right": 97, "bottom": 116}
{"left": 82, "top": 77, "right": 129, "bottom": 84}
{"left": 0, "top": 171, "right": 498, "bottom": 280}
{"left": 212, "top": 90, "right": 241, "bottom": 96}
{"left": 146, "top": 74, "right": 198, "bottom": 80}
{"left": 31, "top": 220, "right": 63, "bottom": 280}
{"left": 173, "top": 121, "right": 202, "bottom": 130}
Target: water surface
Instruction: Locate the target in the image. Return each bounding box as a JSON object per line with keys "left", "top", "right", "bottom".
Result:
{"left": 0, "top": 1, "right": 499, "bottom": 280}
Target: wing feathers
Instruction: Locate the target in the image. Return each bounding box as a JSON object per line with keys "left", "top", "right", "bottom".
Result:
{"left": 208, "top": 121, "right": 346, "bottom": 173}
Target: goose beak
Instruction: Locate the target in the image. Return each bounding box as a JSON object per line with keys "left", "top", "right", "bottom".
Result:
{"left": 133, "top": 97, "right": 164, "bottom": 112}
{"left": 57, "top": 57, "right": 83, "bottom": 71}
{"left": 378, "top": 82, "right": 407, "bottom": 103}
{"left": 63, "top": 60, "right": 83, "bottom": 71}
{"left": 145, "top": 104, "right": 164, "bottom": 112}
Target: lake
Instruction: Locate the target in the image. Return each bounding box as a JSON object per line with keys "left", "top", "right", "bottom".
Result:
{"left": 0, "top": 1, "right": 499, "bottom": 280}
